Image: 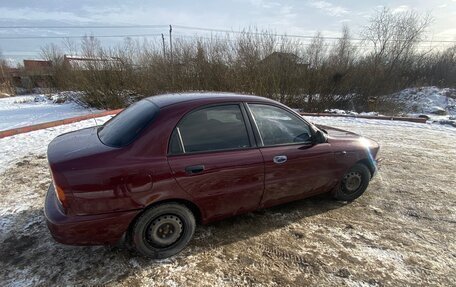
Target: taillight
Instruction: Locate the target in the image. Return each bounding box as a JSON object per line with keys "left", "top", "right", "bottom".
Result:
{"left": 51, "top": 172, "right": 67, "bottom": 208}
{"left": 54, "top": 184, "right": 67, "bottom": 207}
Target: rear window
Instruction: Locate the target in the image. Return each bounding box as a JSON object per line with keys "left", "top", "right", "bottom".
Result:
{"left": 98, "top": 99, "right": 159, "bottom": 147}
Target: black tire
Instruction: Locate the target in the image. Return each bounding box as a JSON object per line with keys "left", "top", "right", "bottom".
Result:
{"left": 130, "top": 203, "right": 195, "bottom": 259}
{"left": 333, "top": 163, "right": 371, "bottom": 201}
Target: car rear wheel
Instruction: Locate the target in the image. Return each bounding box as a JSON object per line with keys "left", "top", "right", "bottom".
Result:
{"left": 333, "top": 163, "right": 371, "bottom": 201}
{"left": 130, "top": 203, "right": 196, "bottom": 259}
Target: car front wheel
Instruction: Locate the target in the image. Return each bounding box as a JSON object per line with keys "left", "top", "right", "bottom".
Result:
{"left": 333, "top": 163, "right": 371, "bottom": 201}
{"left": 130, "top": 203, "right": 196, "bottom": 259}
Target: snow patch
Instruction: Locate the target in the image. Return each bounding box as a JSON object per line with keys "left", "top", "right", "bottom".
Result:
{"left": 0, "top": 92, "right": 98, "bottom": 132}
{"left": 389, "top": 86, "right": 456, "bottom": 116}
{"left": 0, "top": 116, "right": 112, "bottom": 174}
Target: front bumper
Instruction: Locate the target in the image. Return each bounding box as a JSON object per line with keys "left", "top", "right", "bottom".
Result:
{"left": 44, "top": 184, "right": 140, "bottom": 245}
{"left": 372, "top": 158, "right": 383, "bottom": 176}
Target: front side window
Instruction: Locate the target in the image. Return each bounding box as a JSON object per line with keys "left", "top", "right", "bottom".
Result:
{"left": 169, "top": 105, "right": 251, "bottom": 154}
{"left": 248, "top": 104, "right": 312, "bottom": 146}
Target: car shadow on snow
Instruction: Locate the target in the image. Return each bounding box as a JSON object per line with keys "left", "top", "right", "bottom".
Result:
{"left": 190, "top": 194, "right": 346, "bottom": 248}
{"left": 0, "top": 195, "right": 347, "bottom": 285}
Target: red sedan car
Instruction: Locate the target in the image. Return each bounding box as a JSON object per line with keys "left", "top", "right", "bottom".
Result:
{"left": 45, "top": 93, "right": 380, "bottom": 258}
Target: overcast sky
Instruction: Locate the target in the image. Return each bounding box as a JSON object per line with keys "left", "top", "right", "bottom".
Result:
{"left": 0, "top": 0, "right": 455, "bottom": 64}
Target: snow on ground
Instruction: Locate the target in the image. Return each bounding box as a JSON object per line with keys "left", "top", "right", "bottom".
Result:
{"left": 390, "top": 86, "right": 456, "bottom": 116}
{"left": 307, "top": 115, "right": 456, "bottom": 133}
{"left": 324, "top": 109, "right": 380, "bottom": 117}
{"left": 325, "top": 86, "right": 456, "bottom": 127}
{"left": 0, "top": 93, "right": 100, "bottom": 131}
{"left": 0, "top": 115, "right": 112, "bottom": 174}
{"left": 1, "top": 115, "right": 455, "bottom": 286}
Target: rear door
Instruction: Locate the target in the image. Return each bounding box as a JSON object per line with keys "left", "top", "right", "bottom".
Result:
{"left": 246, "top": 103, "right": 336, "bottom": 208}
{"left": 167, "top": 104, "right": 265, "bottom": 221}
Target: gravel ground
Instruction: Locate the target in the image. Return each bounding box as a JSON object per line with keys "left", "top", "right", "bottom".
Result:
{"left": 1, "top": 120, "right": 455, "bottom": 286}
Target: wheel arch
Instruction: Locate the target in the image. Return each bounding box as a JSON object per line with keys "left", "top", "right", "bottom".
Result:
{"left": 133, "top": 198, "right": 203, "bottom": 226}
{"left": 356, "top": 158, "right": 376, "bottom": 177}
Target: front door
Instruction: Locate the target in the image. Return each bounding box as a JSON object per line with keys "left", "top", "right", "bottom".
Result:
{"left": 247, "top": 103, "right": 336, "bottom": 208}
{"left": 167, "top": 104, "right": 264, "bottom": 222}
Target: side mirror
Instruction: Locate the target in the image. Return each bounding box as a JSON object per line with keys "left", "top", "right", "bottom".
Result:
{"left": 313, "top": 130, "right": 327, "bottom": 144}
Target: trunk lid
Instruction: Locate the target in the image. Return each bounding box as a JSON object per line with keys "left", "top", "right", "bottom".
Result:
{"left": 47, "top": 127, "right": 115, "bottom": 165}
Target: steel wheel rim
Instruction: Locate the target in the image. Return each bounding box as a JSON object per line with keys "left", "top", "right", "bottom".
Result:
{"left": 146, "top": 215, "right": 183, "bottom": 247}
{"left": 342, "top": 171, "right": 362, "bottom": 194}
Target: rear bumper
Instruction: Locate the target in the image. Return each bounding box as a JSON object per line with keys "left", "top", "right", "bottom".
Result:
{"left": 44, "top": 184, "right": 140, "bottom": 245}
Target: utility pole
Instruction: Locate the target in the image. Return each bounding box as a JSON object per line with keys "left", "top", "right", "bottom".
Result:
{"left": 169, "top": 24, "right": 174, "bottom": 88}
{"left": 169, "top": 25, "right": 173, "bottom": 64}
{"left": 161, "top": 33, "right": 166, "bottom": 59}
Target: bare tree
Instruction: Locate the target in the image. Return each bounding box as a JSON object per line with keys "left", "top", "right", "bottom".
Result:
{"left": 362, "top": 8, "right": 432, "bottom": 76}
{"left": 303, "top": 32, "right": 328, "bottom": 110}
{"left": 358, "top": 7, "right": 432, "bottom": 111}
{"left": 62, "top": 38, "right": 78, "bottom": 56}
{"left": 329, "top": 25, "right": 357, "bottom": 70}
{"left": 81, "top": 35, "right": 102, "bottom": 58}
{"left": 0, "top": 49, "right": 15, "bottom": 95}
{"left": 40, "top": 43, "right": 68, "bottom": 90}
{"left": 34, "top": 15, "right": 454, "bottom": 112}
{"left": 40, "top": 43, "right": 64, "bottom": 64}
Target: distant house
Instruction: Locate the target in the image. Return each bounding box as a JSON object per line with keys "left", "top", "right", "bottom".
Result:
{"left": 259, "top": 52, "right": 309, "bottom": 97}
{"left": 23, "top": 60, "right": 52, "bottom": 75}
{"left": 23, "top": 59, "right": 53, "bottom": 89}
{"left": 260, "top": 52, "right": 308, "bottom": 68}
{"left": 64, "top": 55, "right": 122, "bottom": 70}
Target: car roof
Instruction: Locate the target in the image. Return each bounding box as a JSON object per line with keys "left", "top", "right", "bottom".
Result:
{"left": 145, "top": 92, "right": 275, "bottom": 108}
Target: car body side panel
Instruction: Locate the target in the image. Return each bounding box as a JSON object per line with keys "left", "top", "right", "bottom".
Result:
{"left": 327, "top": 136, "right": 378, "bottom": 179}
{"left": 45, "top": 184, "right": 140, "bottom": 245}
{"left": 168, "top": 149, "right": 265, "bottom": 222}
{"left": 66, "top": 155, "right": 198, "bottom": 216}
{"left": 259, "top": 143, "right": 337, "bottom": 208}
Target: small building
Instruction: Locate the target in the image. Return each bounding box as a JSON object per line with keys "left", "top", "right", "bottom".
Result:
{"left": 23, "top": 59, "right": 52, "bottom": 74}
{"left": 261, "top": 52, "right": 308, "bottom": 68}
{"left": 64, "top": 55, "right": 122, "bottom": 70}
{"left": 23, "top": 59, "right": 53, "bottom": 89}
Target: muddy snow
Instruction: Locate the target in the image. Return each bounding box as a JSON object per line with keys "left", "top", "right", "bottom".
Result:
{"left": 1, "top": 118, "right": 455, "bottom": 286}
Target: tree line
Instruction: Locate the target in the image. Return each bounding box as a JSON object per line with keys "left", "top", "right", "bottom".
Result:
{"left": 37, "top": 8, "right": 455, "bottom": 113}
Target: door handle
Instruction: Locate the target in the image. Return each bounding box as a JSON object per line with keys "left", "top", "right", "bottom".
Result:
{"left": 185, "top": 165, "right": 205, "bottom": 174}
{"left": 273, "top": 155, "right": 287, "bottom": 164}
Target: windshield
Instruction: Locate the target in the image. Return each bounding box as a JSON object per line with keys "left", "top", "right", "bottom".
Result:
{"left": 98, "top": 99, "right": 159, "bottom": 147}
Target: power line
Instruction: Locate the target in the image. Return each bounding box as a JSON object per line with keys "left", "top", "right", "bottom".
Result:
{"left": 0, "top": 33, "right": 163, "bottom": 40}
{"left": 173, "top": 25, "right": 346, "bottom": 40}
{"left": 174, "top": 25, "right": 456, "bottom": 43}
{"left": 1, "top": 23, "right": 455, "bottom": 43}
{"left": 0, "top": 24, "right": 167, "bottom": 29}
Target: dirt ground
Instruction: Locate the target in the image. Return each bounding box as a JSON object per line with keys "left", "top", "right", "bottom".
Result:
{"left": 1, "top": 121, "right": 455, "bottom": 286}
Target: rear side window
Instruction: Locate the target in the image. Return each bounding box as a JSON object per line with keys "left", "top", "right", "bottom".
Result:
{"left": 98, "top": 99, "right": 159, "bottom": 147}
{"left": 169, "top": 105, "right": 251, "bottom": 154}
